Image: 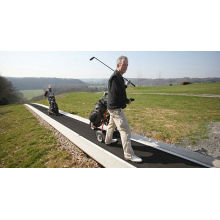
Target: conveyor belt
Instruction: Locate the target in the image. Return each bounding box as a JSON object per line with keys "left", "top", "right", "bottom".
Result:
{"left": 31, "top": 104, "right": 204, "bottom": 168}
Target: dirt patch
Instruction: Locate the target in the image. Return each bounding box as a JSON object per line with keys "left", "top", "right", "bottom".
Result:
{"left": 181, "top": 122, "right": 220, "bottom": 159}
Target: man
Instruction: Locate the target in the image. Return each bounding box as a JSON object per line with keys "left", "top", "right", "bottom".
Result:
{"left": 44, "top": 85, "right": 55, "bottom": 106}
{"left": 105, "top": 56, "right": 142, "bottom": 163}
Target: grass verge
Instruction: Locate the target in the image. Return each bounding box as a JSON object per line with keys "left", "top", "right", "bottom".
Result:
{"left": 0, "top": 104, "right": 95, "bottom": 168}
{"left": 127, "top": 82, "right": 220, "bottom": 95}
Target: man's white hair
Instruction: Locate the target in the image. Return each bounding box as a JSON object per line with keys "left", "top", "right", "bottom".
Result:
{"left": 117, "top": 56, "right": 128, "bottom": 65}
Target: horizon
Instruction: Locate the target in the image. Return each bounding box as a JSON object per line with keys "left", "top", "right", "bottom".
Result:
{"left": 0, "top": 51, "right": 220, "bottom": 79}
{"left": 4, "top": 76, "right": 220, "bottom": 80}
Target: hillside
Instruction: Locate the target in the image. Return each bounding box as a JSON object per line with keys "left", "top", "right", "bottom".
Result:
{"left": 7, "top": 77, "right": 220, "bottom": 90}
{"left": 36, "top": 82, "right": 220, "bottom": 157}
{"left": 7, "top": 77, "right": 87, "bottom": 90}
{"left": 0, "top": 104, "right": 100, "bottom": 168}
{"left": 80, "top": 77, "right": 220, "bottom": 86}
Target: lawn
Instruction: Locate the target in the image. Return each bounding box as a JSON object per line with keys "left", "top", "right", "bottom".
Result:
{"left": 20, "top": 89, "right": 44, "bottom": 100}
{"left": 125, "top": 94, "right": 220, "bottom": 145}
{"left": 127, "top": 82, "right": 220, "bottom": 95}
{"left": 37, "top": 82, "right": 220, "bottom": 146}
{"left": 2, "top": 83, "right": 218, "bottom": 167}
{"left": 0, "top": 104, "right": 89, "bottom": 167}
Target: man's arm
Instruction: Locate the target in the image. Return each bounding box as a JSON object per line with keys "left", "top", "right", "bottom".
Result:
{"left": 124, "top": 85, "right": 130, "bottom": 104}
{"left": 44, "top": 90, "right": 48, "bottom": 97}
{"left": 110, "top": 77, "right": 120, "bottom": 101}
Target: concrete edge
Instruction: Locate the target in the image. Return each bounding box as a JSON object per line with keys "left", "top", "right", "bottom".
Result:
{"left": 130, "top": 134, "right": 216, "bottom": 168}
{"left": 33, "top": 103, "right": 91, "bottom": 124}
{"left": 32, "top": 103, "right": 220, "bottom": 168}
{"left": 26, "top": 104, "right": 135, "bottom": 168}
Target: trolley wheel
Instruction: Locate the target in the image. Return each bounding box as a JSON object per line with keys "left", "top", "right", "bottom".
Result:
{"left": 96, "top": 130, "right": 105, "bottom": 143}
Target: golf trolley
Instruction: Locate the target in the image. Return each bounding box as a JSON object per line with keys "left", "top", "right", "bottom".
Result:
{"left": 48, "top": 96, "right": 59, "bottom": 116}
{"left": 89, "top": 92, "right": 120, "bottom": 143}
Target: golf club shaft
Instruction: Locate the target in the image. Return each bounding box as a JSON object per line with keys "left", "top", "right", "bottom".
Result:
{"left": 90, "top": 57, "right": 136, "bottom": 87}
{"left": 93, "top": 57, "right": 114, "bottom": 71}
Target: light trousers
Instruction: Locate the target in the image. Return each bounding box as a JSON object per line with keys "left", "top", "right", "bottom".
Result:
{"left": 105, "top": 108, "right": 135, "bottom": 158}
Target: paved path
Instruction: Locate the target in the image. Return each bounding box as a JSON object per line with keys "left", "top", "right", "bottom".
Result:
{"left": 31, "top": 104, "right": 205, "bottom": 168}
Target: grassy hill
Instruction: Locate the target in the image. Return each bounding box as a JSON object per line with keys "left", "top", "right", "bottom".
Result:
{"left": 37, "top": 82, "right": 220, "bottom": 146}
{"left": 20, "top": 90, "right": 44, "bottom": 100}
{"left": 1, "top": 82, "right": 219, "bottom": 167}
{"left": 127, "top": 82, "right": 220, "bottom": 94}
{"left": 0, "top": 104, "right": 98, "bottom": 168}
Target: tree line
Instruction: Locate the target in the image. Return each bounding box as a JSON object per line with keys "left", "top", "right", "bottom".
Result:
{"left": 0, "top": 76, "right": 24, "bottom": 105}
{"left": 6, "top": 77, "right": 86, "bottom": 90}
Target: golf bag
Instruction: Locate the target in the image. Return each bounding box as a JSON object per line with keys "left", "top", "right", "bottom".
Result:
{"left": 89, "top": 92, "right": 120, "bottom": 143}
{"left": 48, "top": 96, "right": 59, "bottom": 115}
{"left": 89, "top": 92, "right": 109, "bottom": 127}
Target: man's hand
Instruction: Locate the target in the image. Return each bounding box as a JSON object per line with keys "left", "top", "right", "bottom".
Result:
{"left": 128, "top": 98, "right": 135, "bottom": 104}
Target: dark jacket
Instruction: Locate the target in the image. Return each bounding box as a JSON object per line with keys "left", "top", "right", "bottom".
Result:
{"left": 107, "top": 70, "right": 129, "bottom": 110}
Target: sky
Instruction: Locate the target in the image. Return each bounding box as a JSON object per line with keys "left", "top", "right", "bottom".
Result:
{"left": 0, "top": 51, "right": 219, "bottom": 79}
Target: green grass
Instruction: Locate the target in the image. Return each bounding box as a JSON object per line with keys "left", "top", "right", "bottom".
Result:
{"left": 0, "top": 104, "right": 80, "bottom": 168}
{"left": 127, "top": 82, "right": 220, "bottom": 95}
{"left": 20, "top": 90, "right": 44, "bottom": 100}
{"left": 37, "top": 82, "right": 220, "bottom": 146}
{"left": 39, "top": 92, "right": 102, "bottom": 118}
{"left": 2, "top": 82, "right": 218, "bottom": 167}
{"left": 125, "top": 94, "right": 220, "bottom": 144}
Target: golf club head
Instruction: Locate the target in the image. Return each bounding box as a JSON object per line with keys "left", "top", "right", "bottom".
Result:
{"left": 90, "top": 57, "right": 95, "bottom": 61}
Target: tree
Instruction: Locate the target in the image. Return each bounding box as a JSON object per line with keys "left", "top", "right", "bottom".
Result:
{"left": 0, "top": 76, "right": 24, "bottom": 105}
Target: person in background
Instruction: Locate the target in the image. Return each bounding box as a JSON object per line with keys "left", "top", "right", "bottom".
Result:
{"left": 44, "top": 85, "right": 55, "bottom": 106}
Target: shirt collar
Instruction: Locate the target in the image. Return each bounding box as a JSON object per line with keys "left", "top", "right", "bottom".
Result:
{"left": 115, "top": 70, "right": 123, "bottom": 78}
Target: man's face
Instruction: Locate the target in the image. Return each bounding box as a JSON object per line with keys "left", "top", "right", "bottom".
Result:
{"left": 117, "top": 59, "right": 128, "bottom": 75}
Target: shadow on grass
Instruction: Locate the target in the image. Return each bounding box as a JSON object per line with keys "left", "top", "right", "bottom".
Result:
{"left": 70, "top": 111, "right": 79, "bottom": 115}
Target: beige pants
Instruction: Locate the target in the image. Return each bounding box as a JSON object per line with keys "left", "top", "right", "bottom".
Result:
{"left": 105, "top": 108, "right": 135, "bottom": 158}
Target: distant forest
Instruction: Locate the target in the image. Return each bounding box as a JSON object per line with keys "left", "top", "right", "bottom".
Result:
{"left": 130, "top": 77, "right": 220, "bottom": 86}
{"left": 1, "top": 76, "right": 220, "bottom": 105}
{"left": 81, "top": 77, "right": 220, "bottom": 86}
{"left": 7, "top": 77, "right": 220, "bottom": 90}
{"left": 7, "top": 77, "right": 87, "bottom": 90}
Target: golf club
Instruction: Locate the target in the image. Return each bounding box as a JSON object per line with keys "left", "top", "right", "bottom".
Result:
{"left": 90, "top": 57, "right": 136, "bottom": 87}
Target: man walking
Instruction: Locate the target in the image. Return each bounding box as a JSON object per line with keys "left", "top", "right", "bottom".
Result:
{"left": 44, "top": 85, "right": 55, "bottom": 106}
{"left": 105, "top": 56, "right": 142, "bottom": 163}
